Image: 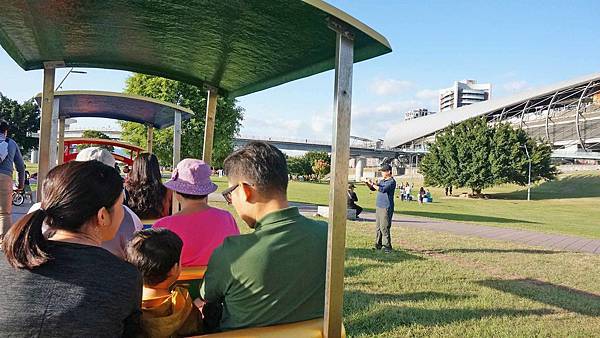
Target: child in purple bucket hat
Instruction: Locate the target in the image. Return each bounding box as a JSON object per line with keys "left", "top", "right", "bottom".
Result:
{"left": 153, "top": 159, "right": 239, "bottom": 267}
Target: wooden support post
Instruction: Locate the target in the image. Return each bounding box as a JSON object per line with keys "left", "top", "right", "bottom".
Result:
{"left": 57, "top": 117, "right": 65, "bottom": 165}
{"left": 146, "top": 125, "right": 154, "bottom": 153}
{"left": 37, "top": 66, "right": 56, "bottom": 201}
{"left": 324, "top": 20, "right": 354, "bottom": 338}
{"left": 172, "top": 111, "right": 182, "bottom": 213}
{"left": 203, "top": 89, "right": 218, "bottom": 166}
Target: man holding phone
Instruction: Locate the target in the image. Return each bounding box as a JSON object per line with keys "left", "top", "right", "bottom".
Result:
{"left": 366, "top": 164, "right": 396, "bottom": 253}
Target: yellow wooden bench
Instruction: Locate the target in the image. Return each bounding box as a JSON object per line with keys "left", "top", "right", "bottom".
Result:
{"left": 193, "top": 318, "right": 345, "bottom": 338}
{"left": 178, "top": 266, "right": 207, "bottom": 281}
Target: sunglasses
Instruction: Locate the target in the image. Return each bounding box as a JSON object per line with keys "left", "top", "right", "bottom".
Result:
{"left": 222, "top": 182, "right": 254, "bottom": 204}
{"left": 221, "top": 184, "right": 239, "bottom": 204}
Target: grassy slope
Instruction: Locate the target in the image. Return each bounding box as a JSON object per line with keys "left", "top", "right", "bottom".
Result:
{"left": 213, "top": 170, "right": 600, "bottom": 238}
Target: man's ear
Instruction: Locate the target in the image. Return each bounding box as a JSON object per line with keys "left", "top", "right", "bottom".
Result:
{"left": 241, "top": 183, "right": 253, "bottom": 202}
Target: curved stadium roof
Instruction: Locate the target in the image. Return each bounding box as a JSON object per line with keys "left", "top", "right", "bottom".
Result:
{"left": 385, "top": 72, "right": 600, "bottom": 148}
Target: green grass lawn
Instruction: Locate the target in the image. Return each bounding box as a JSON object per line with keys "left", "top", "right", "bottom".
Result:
{"left": 342, "top": 221, "right": 600, "bottom": 337}
{"left": 211, "top": 200, "right": 600, "bottom": 337}
{"left": 213, "top": 170, "right": 600, "bottom": 238}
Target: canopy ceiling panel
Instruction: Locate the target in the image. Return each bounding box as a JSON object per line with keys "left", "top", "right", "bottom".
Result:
{"left": 34, "top": 91, "right": 194, "bottom": 129}
{"left": 1, "top": 0, "right": 391, "bottom": 97}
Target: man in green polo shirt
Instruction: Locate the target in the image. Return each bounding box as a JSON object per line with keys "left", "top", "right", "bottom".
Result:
{"left": 200, "top": 141, "right": 328, "bottom": 331}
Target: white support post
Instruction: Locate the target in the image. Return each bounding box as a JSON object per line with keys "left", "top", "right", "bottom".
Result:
{"left": 37, "top": 66, "right": 56, "bottom": 201}
{"left": 324, "top": 20, "right": 354, "bottom": 338}
{"left": 49, "top": 98, "right": 60, "bottom": 168}
{"left": 172, "top": 112, "right": 182, "bottom": 213}
{"left": 57, "top": 116, "right": 66, "bottom": 165}
{"left": 203, "top": 88, "right": 218, "bottom": 166}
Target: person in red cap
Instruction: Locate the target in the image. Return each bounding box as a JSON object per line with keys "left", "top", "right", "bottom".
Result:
{"left": 152, "top": 159, "right": 239, "bottom": 267}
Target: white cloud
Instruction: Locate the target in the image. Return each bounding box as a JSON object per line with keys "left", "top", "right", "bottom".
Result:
{"left": 374, "top": 100, "right": 423, "bottom": 114}
{"left": 370, "top": 78, "right": 413, "bottom": 96}
{"left": 242, "top": 116, "right": 304, "bottom": 138}
{"left": 415, "top": 88, "right": 440, "bottom": 100}
{"left": 502, "top": 80, "right": 528, "bottom": 92}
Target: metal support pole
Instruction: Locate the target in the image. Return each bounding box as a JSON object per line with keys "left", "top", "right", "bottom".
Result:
{"left": 49, "top": 98, "right": 60, "bottom": 168}
{"left": 203, "top": 88, "right": 218, "bottom": 166}
{"left": 37, "top": 66, "right": 56, "bottom": 201}
{"left": 575, "top": 81, "right": 592, "bottom": 152}
{"left": 146, "top": 125, "right": 154, "bottom": 153}
{"left": 172, "top": 112, "right": 182, "bottom": 213}
{"left": 545, "top": 91, "right": 559, "bottom": 142}
{"left": 57, "top": 117, "right": 66, "bottom": 165}
{"left": 519, "top": 100, "right": 531, "bottom": 129}
{"left": 324, "top": 19, "right": 353, "bottom": 338}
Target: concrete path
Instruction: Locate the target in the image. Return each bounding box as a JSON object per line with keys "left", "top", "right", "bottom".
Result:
{"left": 290, "top": 202, "right": 600, "bottom": 255}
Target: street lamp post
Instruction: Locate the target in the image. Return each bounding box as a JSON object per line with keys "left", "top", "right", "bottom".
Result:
{"left": 55, "top": 68, "right": 87, "bottom": 90}
{"left": 522, "top": 144, "right": 532, "bottom": 201}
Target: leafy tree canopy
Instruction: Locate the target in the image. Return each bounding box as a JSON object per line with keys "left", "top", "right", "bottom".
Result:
{"left": 287, "top": 151, "right": 331, "bottom": 178}
{"left": 121, "top": 74, "right": 244, "bottom": 168}
{"left": 0, "top": 93, "right": 40, "bottom": 152}
{"left": 419, "top": 117, "right": 557, "bottom": 195}
{"left": 78, "top": 130, "right": 114, "bottom": 152}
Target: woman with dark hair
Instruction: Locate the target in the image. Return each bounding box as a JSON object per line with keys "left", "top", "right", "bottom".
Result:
{"left": 125, "top": 153, "right": 172, "bottom": 219}
{"left": 0, "top": 161, "right": 142, "bottom": 337}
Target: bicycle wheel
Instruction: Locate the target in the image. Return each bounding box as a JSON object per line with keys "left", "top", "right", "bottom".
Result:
{"left": 12, "top": 192, "right": 24, "bottom": 206}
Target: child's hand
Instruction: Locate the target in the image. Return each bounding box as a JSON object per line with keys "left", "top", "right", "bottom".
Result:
{"left": 193, "top": 298, "right": 206, "bottom": 310}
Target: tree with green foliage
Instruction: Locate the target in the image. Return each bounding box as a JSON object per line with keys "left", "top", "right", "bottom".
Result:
{"left": 312, "top": 159, "right": 330, "bottom": 181}
{"left": 120, "top": 74, "right": 244, "bottom": 167}
{"left": 287, "top": 156, "right": 312, "bottom": 176}
{"left": 420, "top": 117, "right": 556, "bottom": 195}
{"left": 78, "top": 130, "right": 114, "bottom": 152}
{"left": 286, "top": 151, "right": 331, "bottom": 179}
{"left": 0, "top": 93, "right": 40, "bottom": 152}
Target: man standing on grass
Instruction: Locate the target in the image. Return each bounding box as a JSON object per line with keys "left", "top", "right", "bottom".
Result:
{"left": 200, "top": 141, "right": 327, "bottom": 332}
{"left": 366, "top": 164, "right": 396, "bottom": 253}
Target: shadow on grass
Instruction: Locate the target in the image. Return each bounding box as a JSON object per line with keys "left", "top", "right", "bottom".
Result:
{"left": 346, "top": 247, "right": 425, "bottom": 263}
{"left": 492, "top": 174, "right": 600, "bottom": 200}
{"left": 426, "top": 248, "right": 562, "bottom": 255}
{"left": 477, "top": 278, "right": 600, "bottom": 316}
{"left": 401, "top": 211, "right": 538, "bottom": 224}
{"left": 344, "top": 290, "right": 553, "bottom": 335}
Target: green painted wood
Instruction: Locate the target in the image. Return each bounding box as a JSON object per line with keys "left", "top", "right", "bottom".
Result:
{"left": 0, "top": 0, "right": 391, "bottom": 97}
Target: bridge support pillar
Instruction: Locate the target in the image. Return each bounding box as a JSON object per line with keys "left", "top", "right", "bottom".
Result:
{"left": 354, "top": 157, "right": 365, "bottom": 181}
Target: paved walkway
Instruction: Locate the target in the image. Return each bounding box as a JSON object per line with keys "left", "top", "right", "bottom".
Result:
{"left": 290, "top": 202, "right": 600, "bottom": 254}
{"left": 12, "top": 200, "right": 600, "bottom": 254}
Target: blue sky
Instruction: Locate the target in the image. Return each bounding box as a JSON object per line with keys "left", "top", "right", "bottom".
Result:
{"left": 1, "top": 0, "right": 599, "bottom": 144}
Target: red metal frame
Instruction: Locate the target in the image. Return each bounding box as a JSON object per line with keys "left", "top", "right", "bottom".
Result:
{"left": 63, "top": 138, "right": 144, "bottom": 166}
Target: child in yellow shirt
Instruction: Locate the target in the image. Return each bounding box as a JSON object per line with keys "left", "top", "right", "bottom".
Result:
{"left": 127, "top": 228, "right": 202, "bottom": 337}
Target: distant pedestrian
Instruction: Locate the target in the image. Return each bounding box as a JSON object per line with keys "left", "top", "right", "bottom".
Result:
{"left": 445, "top": 186, "right": 449, "bottom": 196}
{"left": 418, "top": 187, "right": 426, "bottom": 204}
{"left": 366, "top": 164, "right": 396, "bottom": 253}
{"left": 0, "top": 120, "right": 25, "bottom": 241}
{"left": 347, "top": 183, "right": 363, "bottom": 218}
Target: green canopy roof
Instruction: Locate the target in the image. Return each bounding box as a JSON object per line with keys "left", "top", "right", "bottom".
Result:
{"left": 33, "top": 91, "right": 194, "bottom": 129}
{"left": 0, "top": 0, "right": 391, "bottom": 97}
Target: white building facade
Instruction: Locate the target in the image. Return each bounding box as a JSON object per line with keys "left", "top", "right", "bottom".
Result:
{"left": 404, "top": 108, "right": 435, "bottom": 121}
{"left": 439, "top": 80, "right": 491, "bottom": 112}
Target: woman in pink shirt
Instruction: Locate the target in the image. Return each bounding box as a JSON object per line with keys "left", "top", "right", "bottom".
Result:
{"left": 153, "top": 159, "right": 239, "bottom": 267}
